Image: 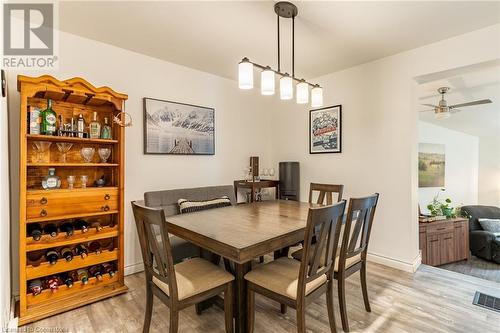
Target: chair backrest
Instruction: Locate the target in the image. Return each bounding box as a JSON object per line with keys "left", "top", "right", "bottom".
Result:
{"left": 298, "top": 200, "right": 346, "bottom": 293}
{"left": 338, "top": 194, "right": 379, "bottom": 269}
{"left": 309, "top": 183, "right": 344, "bottom": 205}
{"left": 131, "top": 201, "right": 178, "bottom": 300}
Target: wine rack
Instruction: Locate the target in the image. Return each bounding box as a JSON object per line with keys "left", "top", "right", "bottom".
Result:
{"left": 17, "top": 75, "right": 128, "bottom": 325}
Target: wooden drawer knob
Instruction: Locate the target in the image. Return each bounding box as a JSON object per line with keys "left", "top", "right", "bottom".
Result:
{"left": 40, "top": 197, "right": 48, "bottom": 205}
{"left": 101, "top": 205, "right": 110, "bottom": 212}
{"left": 40, "top": 209, "right": 47, "bottom": 217}
{"left": 104, "top": 194, "right": 111, "bottom": 200}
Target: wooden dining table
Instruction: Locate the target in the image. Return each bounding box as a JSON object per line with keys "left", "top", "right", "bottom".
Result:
{"left": 165, "top": 199, "right": 315, "bottom": 333}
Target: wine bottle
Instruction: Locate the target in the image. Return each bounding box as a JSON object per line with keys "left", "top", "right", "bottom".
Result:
{"left": 88, "top": 241, "right": 102, "bottom": 254}
{"left": 60, "top": 222, "right": 74, "bottom": 237}
{"left": 27, "top": 223, "right": 42, "bottom": 241}
{"left": 89, "top": 112, "right": 101, "bottom": 139}
{"left": 45, "top": 249, "right": 59, "bottom": 265}
{"left": 60, "top": 273, "right": 73, "bottom": 288}
{"left": 91, "top": 221, "right": 102, "bottom": 232}
{"left": 75, "top": 244, "right": 88, "bottom": 259}
{"left": 77, "top": 268, "right": 89, "bottom": 285}
{"left": 88, "top": 265, "right": 103, "bottom": 281}
{"left": 40, "top": 99, "right": 57, "bottom": 136}
{"left": 27, "top": 251, "right": 44, "bottom": 267}
{"left": 43, "top": 223, "right": 58, "bottom": 238}
{"left": 75, "top": 219, "right": 89, "bottom": 233}
{"left": 77, "top": 113, "right": 85, "bottom": 138}
{"left": 44, "top": 276, "right": 61, "bottom": 293}
{"left": 100, "top": 117, "right": 112, "bottom": 139}
{"left": 60, "top": 247, "right": 73, "bottom": 262}
{"left": 102, "top": 262, "right": 116, "bottom": 277}
{"left": 28, "top": 279, "right": 43, "bottom": 295}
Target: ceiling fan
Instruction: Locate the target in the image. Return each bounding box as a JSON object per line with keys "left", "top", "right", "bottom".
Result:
{"left": 420, "top": 87, "right": 492, "bottom": 119}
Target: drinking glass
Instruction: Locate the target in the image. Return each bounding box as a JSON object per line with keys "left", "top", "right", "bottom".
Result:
{"left": 32, "top": 141, "right": 52, "bottom": 163}
{"left": 269, "top": 168, "right": 276, "bottom": 177}
{"left": 80, "top": 147, "right": 95, "bottom": 163}
{"left": 67, "top": 175, "right": 75, "bottom": 190}
{"left": 81, "top": 175, "right": 88, "bottom": 189}
{"left": 56, "top": 143, "right": 73, "bottom": 163}
{"left": 97, "top": 148, "right": 111, "bottom": 163}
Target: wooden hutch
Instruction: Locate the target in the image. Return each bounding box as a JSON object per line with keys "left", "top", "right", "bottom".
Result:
{"left": 17, "top": 75, "right": 128, "bottom": 325}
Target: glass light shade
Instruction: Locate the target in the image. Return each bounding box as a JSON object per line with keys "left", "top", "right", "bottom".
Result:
{"left": 435, "top": 111, "right": 450, "bottom": 119}
{"left": 296, "top": 82, "right": 309, "bottom": 104}
{"left": 260, "top": 69, "right": 275, "bottom": 95}
{"left": 311, "top": 86, "right": 323, "bottom": 107}
{"left": 280, "top": 76, "right": 293, "bottom": 100}
{"left": 238, "top": 61, "right": 253, "bottom": 89}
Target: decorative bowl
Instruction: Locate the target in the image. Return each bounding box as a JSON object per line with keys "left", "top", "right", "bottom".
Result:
{"left": 80, "top": 147, "right": 95, "bottom": 163}
{"left": 97, "top": 148, "right": 111, "bottom": 163}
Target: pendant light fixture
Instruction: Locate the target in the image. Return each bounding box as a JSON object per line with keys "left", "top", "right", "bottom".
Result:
{"left": 238, "top": 1, "right": 323, "bottom": 107}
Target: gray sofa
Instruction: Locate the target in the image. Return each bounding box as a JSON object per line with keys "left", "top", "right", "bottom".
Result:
{"left": 142, "top": 185, "right": 236, "bottom": 263}
{"left": 461, "top": 205, "right": 500, "bottom": 263}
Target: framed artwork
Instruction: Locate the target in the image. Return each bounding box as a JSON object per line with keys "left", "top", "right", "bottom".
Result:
{"left": 418, "top": 143, "right": 445, "bottom": 187}
{"left": 143, "top": 97, "right": 215, "bottom": 155}
{"left": 309, "top": 105, "right": 342, "bottom": 154}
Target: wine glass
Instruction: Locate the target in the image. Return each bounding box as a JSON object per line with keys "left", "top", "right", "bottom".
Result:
{"left": 269, "top": 168, "right": 276, "bottom": 178}
{"left": 80, "top": 175, "right": 88, "bottom": 189}
{"left": 32, "top": 141, "right": 52, "bottom": 163}
{"left": 80, "top": 147, "right": 95, "bottom": 163}
{"left": 67, "top": 175, "right": 75, "bottom": 190}
{"left": 97, "top": 148, "right": 111, "bottom": 163}
{"left": 56, "top": 143, "right": 73, "bottom": 163}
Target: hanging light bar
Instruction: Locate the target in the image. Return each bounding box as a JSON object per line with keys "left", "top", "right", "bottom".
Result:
{"left": 237, "top": 2, "right": 324, "bottom": 107}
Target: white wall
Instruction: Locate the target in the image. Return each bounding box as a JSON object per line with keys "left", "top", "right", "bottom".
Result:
{"left": 418, "top": 121, "right": 478, "bottom": 213}
{"left": 6, "top": 31, "right": 274, "bottom": 294}
{"left": 269, "top": 24, "right": 500, "bottom": 271}
{"left": 478, "top": 136, "right": 500, "bottom": 206}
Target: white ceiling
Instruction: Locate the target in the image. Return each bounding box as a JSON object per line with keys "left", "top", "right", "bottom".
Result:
{"left": 418, "top": 64, "right": 500, "bottom": 140}
{"left": 59, "top": 1, "right": 500, "bottom": 80}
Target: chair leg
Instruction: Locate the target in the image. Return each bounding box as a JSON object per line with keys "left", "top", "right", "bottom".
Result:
{"left": 169, "top": 309, "right": 179, "bottom": 333}
{"left": 143, "top": 284, "right": 153, "bottom": 333}
{"left": 326, "top": 280, "right": 337, "bottom": 333}
{"left": 247, "top": 288, "right": 255, "bottom": 333}
{"left": 338, "top": 275, "right": 349, "bottom": 332}
{"left": 259, "top": 256, "right": 264, "bottom": 263}
{"left": 296, "top": 301, "right": 306, "bottom": 333}
{"left": 360, "top": 261, "right": 371, "bottom": 312}
{"left": 224, "top": 282, "right": 234, "bottom": 333}
{"left": 280, "top": 303, "right": 287, "bottom": 314}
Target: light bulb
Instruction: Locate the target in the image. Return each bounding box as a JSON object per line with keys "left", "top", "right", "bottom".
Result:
{"left": 296, "top": 81, "right": 309, "bottom": 104}
{"left": 311, "top": 86, "right": 323, "bottom": 107}
{"left": 280, "top": 75, "right": 293, "bottom": 100}
{"left": 261, "top": 68, "right": 275, "bottom": 95}
{"left": 238, "top": 59, "right": 253, "bottom": 90}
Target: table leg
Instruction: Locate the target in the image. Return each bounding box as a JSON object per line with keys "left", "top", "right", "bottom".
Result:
{"left": 234, "top": 261, "right": 252, "bottom": 333}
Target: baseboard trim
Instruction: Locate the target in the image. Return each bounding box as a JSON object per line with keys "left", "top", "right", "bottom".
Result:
{"left": 367, "top": 252, "right": 421, "bottom": 273}
{"left": 124, "top": 261, "right": 144, "bottom": 276}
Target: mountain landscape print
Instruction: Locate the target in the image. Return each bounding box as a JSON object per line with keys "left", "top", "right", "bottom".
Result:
{"left": 144, "top": 98, "right": 215, "bottom": 155}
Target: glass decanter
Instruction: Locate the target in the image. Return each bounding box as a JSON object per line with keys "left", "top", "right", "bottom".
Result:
{"left": 42, "top": 168, "right": 61, "bottom": 190}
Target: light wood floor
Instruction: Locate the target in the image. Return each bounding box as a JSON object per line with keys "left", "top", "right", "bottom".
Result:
{"left": 439, "top": 256, "right": 500, "bottom": 284}
{"left": 23, "top": 262, "right": 500, "bottom": 333}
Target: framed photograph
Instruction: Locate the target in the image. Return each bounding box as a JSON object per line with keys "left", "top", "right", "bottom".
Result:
{"left": 418, "top": 143, "right": 445, "bottom": 187}
{"left": 143, "top": 98, "right": 215, "bottom": 155}
{"left": 309, "top": 105, "right": 342, "bottom": 154}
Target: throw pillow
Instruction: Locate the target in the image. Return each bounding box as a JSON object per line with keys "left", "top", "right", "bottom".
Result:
{"left": 178, "top": 196, "right": 232, "bottom": 214}
{"left": 478, "top": 218, "right": 500, "bottom": 236}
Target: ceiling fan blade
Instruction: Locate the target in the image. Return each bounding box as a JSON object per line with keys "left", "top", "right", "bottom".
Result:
{"left": 419, "top": 109, "right": 434, "bottom": 113}
{"left": 421, "top": 103, "right": 438, "bottom": 108}
{"left": 449, "top": 109, "right": 461, "bottom": 114}
{"left": 449, "top": 99, "right": 492, "bottom": 108}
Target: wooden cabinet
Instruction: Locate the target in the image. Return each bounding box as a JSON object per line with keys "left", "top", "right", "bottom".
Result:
{"left": 419, "top": 218, "right": 469, "bottom": 266}
{"left": 17, "top": 75, "right": 128, "bottom": 325}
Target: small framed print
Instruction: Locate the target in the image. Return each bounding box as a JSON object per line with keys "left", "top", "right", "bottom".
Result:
{"left": 309, "top": 105, "right": 342, "bottom": 154}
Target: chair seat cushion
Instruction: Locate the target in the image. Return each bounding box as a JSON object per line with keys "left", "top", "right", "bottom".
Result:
{"left": 244, "top": 257, "right": 327, "bottom": 299}
{"left": 153, "top": 257, "right": 234, "bottom": 301}
{"left": 334, "top": 253, "right": 362, "bottom": 272}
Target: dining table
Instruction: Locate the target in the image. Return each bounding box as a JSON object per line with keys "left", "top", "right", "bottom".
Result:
{"left": 164, "top": 199, "right": 315, "bottom": 333}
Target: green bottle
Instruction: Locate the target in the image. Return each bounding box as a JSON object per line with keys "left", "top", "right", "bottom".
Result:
{"left": 100, "top": 117, "right": 112, "bottom": 139}
{"left": 40, "top": 99, "right": 57, "bottom": 135}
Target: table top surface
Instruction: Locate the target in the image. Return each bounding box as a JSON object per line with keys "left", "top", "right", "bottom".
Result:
{"left": 165, "top": 200, "right": 317, "bottom": 262}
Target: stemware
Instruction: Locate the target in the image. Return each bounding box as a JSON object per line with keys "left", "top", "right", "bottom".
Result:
{"left": 80, "top": 147, "right": 95, "bottom": 163}
{"left": 269, "top": 168, "right": 276, "bottom": 177}
{"left": 80, "top": 175, "right": 89, "bottom": 189}
{"left": 32, "top": 141, "right": 52, "bottom": 163}
{"left": 67, "top": 175, "right": 75, "bottom": 190}
{"left": 97, "top": 148, "right": 111, "bottom": 163}
{"left": 56, "top": 142, "right": 73, "bottom": 163}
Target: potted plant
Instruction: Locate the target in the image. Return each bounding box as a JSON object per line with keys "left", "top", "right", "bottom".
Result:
{"left": 426, "top": 189, "right": 456, "bottom": 219}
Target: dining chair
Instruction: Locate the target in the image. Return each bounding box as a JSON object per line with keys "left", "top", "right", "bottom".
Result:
{"left": 131, "top": 201, "right": 235, "bottom": 333}
{"left": 245, "top": 200, "right": 346, "bottom": 333}
{"left": 335, "top": 193, "right": 379, "bottom": 332}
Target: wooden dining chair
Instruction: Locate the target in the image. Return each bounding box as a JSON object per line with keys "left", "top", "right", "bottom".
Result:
{"left": 335, "top": 193, "right": 379, "bottom": 332}
{"left": 131, "top": 201, "right": 235, "bottom": 333}
{"left": 245, "top": 200, "right": 346, "bottom": 333}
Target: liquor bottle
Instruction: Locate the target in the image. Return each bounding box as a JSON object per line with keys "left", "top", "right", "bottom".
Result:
{"left": 41, "top": 168, "right": 61, "bottom": 190}
{"left": 77, "top": 113, "right": 85, "bottom": 138}
{"left": 100, "top": 117, "right": 112, "bottom": 139}
{"left": 102, "top": 262, "right": 116, "bottom": 277}
{"left": 27, "top": 223, "right": 42, "bottom": 241}
{"left": 57, "top": 114, "right": 64, "bottom": 136}
{"left": 77, "top": 268, "right": 89, "bottom": 285}
{"left": 40, "top": 99, "right": 57, "bottom": 135}
{"left": 91, "top": 221, "right": 102, "bottom": 232}
{"left": 88, "top": 241, "right": 102, "bottom": 254}
{"left": 89, "top": 112, "right": 101, "bottom": 139}
{"left": 44, "top": 276, "right": 61, "bottom": 293}
{"left": 60, "top": 273, "right": 73, "bottom": 288}
{"left": 27, "top": 251, "right": 44, "bottom": 267}
{"left": 28, "top": 106, "right": 41, "bottom": 134}
{"left": 28, "top": 279, "right": 43, "bottom": 295}
{"left": 88, "top": 265, "right": 103, "bottom": 281}
{"left": 60, "top": 222, "right": 74, "bottom": 237}
{"left": 43, "top": 223, "right": 58, "bottom": 237}
{"left": 45, "top": 249, "right": 59, "bottom": 265}
{"left": 75, "top": 244, "right": 88, "bottom": 259}
{"left": 75, "top": 219, "right": 89, "bottom": 233}
{"left": 70, "top": 117, "right": 76, "bottom": 137}
{"left": 60, "top": 247, "right": 74, "bottom": 262}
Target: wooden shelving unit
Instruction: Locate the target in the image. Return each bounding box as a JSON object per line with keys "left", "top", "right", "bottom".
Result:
{"left": 17, "top": 75, "right": 128, "bottom": 325}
